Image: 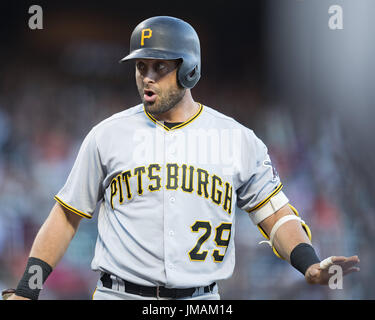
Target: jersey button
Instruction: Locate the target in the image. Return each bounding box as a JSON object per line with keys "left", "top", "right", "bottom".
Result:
{"left": 169, "top": 197, "right": 175, "bottom": 204}
{"left": 169, "top": 230, "right": 174, "bottom": 236}
{"left": 168, "top": 263, "right": 174, "bottom": 269}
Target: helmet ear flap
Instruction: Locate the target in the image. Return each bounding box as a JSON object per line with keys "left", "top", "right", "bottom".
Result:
{"left": 186, "top": 65, "right": 199, "bottom": 81}
{"left": 178, "top": 62, "right": 201, "bottom": 88}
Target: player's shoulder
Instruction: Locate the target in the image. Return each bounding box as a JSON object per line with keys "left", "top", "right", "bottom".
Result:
{"left": 201, "top": 104, "right": 262, "bottom": 147}
{"left": 202, "top": 104, "right": 235, "bottom": 122}
{"left": 92, "top": 104, "right": 144, "bottom": 131}
{"left": 202, "top": 104, "right": 254, "bottom": 133}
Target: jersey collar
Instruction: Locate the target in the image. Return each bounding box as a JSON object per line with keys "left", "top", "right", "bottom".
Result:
{"left": 143, "top": 103, "right": 203, "bottom": 131}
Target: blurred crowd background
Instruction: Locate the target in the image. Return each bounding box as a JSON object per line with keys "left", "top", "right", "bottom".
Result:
{"left": 0, "top": 0, "right": 374, "bottom": 299}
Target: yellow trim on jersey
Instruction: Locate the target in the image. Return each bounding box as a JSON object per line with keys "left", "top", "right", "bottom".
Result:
{"left": 54, "top": 196, "right": 92, "bottom": 219}
{"left": 144, "top": 110, "right": 168, "bottom": 131}
{"left": 246, "top": 183, "right": 283, "bottom": 214}
{"left": 169, "top": 104, "right": 203, "bottom": 130}
{"left": 91, "top": 287, "right": 97, "bottom": 300}
{"left": 143, "top": 103, "right": 203, "bottom": 131}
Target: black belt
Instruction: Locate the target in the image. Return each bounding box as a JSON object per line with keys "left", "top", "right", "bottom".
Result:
{"left": 100, "top": 273, "right": 216, "bottom": 299}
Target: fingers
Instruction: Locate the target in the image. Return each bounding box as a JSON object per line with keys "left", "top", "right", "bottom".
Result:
{"left": 320, "top": 255, "right": 360, "bottom": 271}
{"left": 343, "top": 266, "right": 360, "bottom": 276}
{"left": 332, "top": 256, "right": 360, "bottom": 271}
{"left": 330, "top": 256, "right": 346, "bottom": 264}
{"left": 332, "top": 255, "right": 359, "bottom": 264}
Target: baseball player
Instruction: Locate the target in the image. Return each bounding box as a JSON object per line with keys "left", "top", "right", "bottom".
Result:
{"left": 4, "top": 16, "right": 359, "bottom": 300}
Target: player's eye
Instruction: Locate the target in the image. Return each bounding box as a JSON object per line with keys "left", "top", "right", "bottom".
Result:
{"left": 155, "top": 62, "right": 166, "bottom": 72}
{"left": 136, "top": 62, "right": 146, "bottom": 72}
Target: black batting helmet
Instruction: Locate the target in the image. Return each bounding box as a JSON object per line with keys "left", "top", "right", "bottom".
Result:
{"left": 120, "top": 16, "right": 201, "bottom": 89}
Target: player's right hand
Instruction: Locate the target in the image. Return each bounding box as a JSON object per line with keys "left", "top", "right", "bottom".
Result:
{"left": 6, "top": 294, "right": 31, "bottom": 300}
{"left": 2, "top": 289, "right": 30, "bottom": 300}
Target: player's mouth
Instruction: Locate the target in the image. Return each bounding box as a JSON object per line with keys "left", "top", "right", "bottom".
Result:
{"left": 144, "top": 89, "right": 157, "bottom": 103}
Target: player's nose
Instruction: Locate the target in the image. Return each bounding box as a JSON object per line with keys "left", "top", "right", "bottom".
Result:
{"left": 143, "top": 76, "right": 156, "bottom": 85}
{"left": 142, "top": 69, "right": 158, "bottom": 84}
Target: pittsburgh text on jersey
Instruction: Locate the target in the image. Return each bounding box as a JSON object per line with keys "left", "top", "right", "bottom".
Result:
{"left": 109, "top": 162, "right": 233, "bottom": 214}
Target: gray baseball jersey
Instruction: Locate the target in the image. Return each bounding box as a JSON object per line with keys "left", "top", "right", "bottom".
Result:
{"left": 55, "top": 103, "right": 289, "bottom": 288}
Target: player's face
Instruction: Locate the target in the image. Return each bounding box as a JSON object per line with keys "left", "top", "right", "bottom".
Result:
{"left": 135, "top": 59, "right": 186, "bottom": 114}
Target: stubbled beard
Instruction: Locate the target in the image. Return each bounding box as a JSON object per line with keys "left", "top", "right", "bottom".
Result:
{"left": 140, "top": 86, "right": 186, "bottom": 115}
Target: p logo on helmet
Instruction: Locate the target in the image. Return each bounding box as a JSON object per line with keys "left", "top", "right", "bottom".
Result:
{"left": 141, "top": 28, "right": 152, "bottom": 46}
